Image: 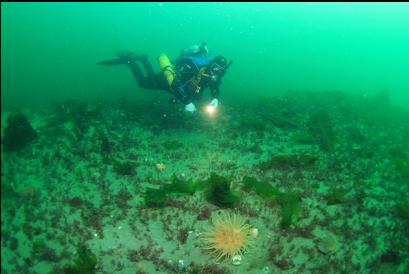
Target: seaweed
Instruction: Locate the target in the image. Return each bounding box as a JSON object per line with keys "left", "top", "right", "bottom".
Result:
{"left": 205, "top": 173, "right": 238, "bottom": 208}
{"left": 234, "top": 116, "right": 266, "bottom": 132}
{"left": 395, "top": 202, "right": 409, "bottom": 222}
{"left": 162, "top": 140, "right": 184, "bottom": 151}
{"left": 259, "top": 154, "right": 318, "bottom": 171}
{"left": 241, "top": 177, "right": 302, "bottom": 229}
{"left": 390, "top": 242, "right": 409, "bottom": 255}
{"left": 63, "top": 245, "right": 97, "bottom": 274}
{"left": 164, "top": 174, "right": 196, "bottom": 196}
{"left": 277, "top": 192, "right": 302, "bottom": 229}
{"left": 347, "top": 126, "right": 366, "bottom": 144}
{"left": 130, "top": 99, "right": 195, "bottom": 132}
{"left": 143, "top": 174, "right": 197, "bottom": 207}
{"left": 32, "top": 240, "right": 59, "bottom": 262}
{"left": 52, "top": 99, "right": 102, "bottom": 139}
{"left": 290, "top": 132, "right": 315, "bottom": 145}
{"left": 258, "top": 111, "right": 299, "bottom": 130}
{"left": 324, "top": 188, "right": 349, "bottom": 205}
{"left": 144, "top": 187, "right": 167, "bottom": 208}
{"left": 69, "top": 197, "right": 84, "bottom": 208}
{"left": 256, "top": 96, "right": 301, "bottom": 129}
{"left": 113, "top": 160, "right": 135, "bottom": 176}
{"left": 393, "top": 157, "right": 409, "bottom": 179}
{"left": 115, "top": 188, "right": 132, "bottom": 210}
{"left": 352, "top": 145, "right": 375, "bottom": 159}
{"left": 307, "top": 109, "right": 336, "bottom": 151}
{"left": 241, "top": 176, "right": 280, "bottom": 200}
{"left": 100, "top": 136, "right": 112, "bottom": 156}
{"left": 197, "top": 206, "right": 212, "bottom": 220}
{"left": 380, "top": 250, "right": 401, "bottom": 264}
{"left": 1, "top": 181, "right": 19, "bottom": 201}
{"left": 188, "top": 263, "right": 230, "bottom": 274}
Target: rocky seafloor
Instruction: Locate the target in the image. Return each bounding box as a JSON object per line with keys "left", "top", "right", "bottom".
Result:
{"left": 1, "top": 90, "right": 409, "bottom": 274}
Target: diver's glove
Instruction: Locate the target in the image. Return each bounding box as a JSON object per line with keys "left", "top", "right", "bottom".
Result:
{"left": 209, "top": 98, "right": 219, "bottom": 108}
{"left": 185, "top": 102, "right": 197, "bottom": 112}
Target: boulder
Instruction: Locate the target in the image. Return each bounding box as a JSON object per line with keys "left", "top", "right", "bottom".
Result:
{"left": 2, "top": 112, "right": 38, "bottom": 152}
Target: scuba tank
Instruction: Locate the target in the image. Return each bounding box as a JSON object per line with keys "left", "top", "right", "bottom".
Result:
{"left": 158, "top": 54, "right": 175, "bottom": 86}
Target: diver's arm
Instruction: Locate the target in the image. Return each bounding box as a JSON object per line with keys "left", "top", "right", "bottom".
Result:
{"left": 171, "top": 81, "right": 197, "bottom": 111}
{"left": 173, "top": 86, "right": 190, "bottom": 105}
{"left": 209, "top": 83, "right": 220, "bottom": 100}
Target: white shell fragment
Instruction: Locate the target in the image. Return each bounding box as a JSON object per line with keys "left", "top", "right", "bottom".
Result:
{"left": 250, "top": 228, "right": 259, "bottom": 238}
{"left": 231, "top": 255, "right": 242, "bottom": 265}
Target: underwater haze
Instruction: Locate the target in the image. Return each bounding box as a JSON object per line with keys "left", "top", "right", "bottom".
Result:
{"left": 2, "top": 2, "right": 409, "bottom": 274}
{"left": 2, "top": 2, "right": 409, "bottom": 109}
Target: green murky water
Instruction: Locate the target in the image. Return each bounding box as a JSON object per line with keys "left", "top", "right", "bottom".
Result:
{"left": 1, "top": 3, "right": 409, "bottom": 274}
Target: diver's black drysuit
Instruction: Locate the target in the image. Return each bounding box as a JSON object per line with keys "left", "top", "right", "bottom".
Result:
{"left": 99, "top": 54, "right": 221, "bottom": 105}
{"left": 126, "top": 57, "right": 170, "bottom": 91}
{"left": 128, "top": 57, "right": 221, "bottom": 105}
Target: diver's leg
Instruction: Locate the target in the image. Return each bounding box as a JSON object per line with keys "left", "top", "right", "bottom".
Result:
{"left": 98, "top": 51, "right": 156, "bottom": 89}
{"left": 139, "top": 58, "right": 156, "bottom": 80}
{"left": 153, "top": 72, "right": 171, "bottom": 90}
{"left": 98, "top": 51, "right": 169, "bottom": 91}
{"left": 130, "top": 60, "right": 169, "bottom": 90}
{"left": 120, "top": 52, "right": 157, "bottom": 89}
{"left": 126, "top": 61, "right": 152, "bottom": 89}
{"left": 136, "top": 57, "right": 165, "bottom": 89}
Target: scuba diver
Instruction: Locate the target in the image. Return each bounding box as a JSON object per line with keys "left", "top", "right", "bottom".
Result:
{"left": 98, "top": 43, "right": 232, "bottom": 113}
